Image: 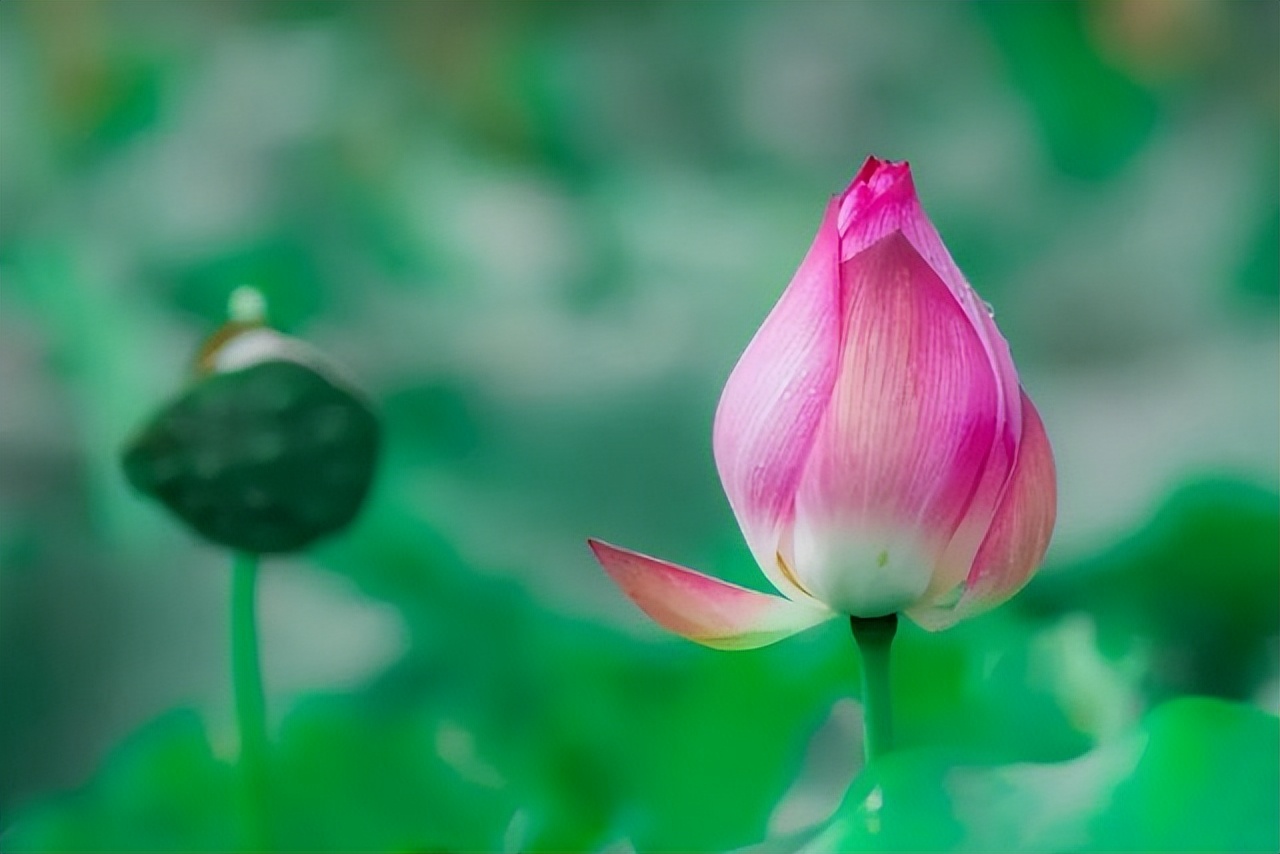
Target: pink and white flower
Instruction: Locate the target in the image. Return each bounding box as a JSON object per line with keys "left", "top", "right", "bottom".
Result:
{"left": 589, "top": 157, "right": 1056, "bottom": 649}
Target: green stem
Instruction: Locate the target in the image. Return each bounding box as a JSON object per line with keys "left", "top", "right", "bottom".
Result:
{"left": 850, "top": 613, "right": 898, "bottom": 764}
{"left": 232, "top": 551, "right": 271, "bottom": 851}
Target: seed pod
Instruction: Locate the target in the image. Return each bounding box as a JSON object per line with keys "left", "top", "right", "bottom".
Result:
{"left": 122, "top": 321, "right": 380, "bottom": 554}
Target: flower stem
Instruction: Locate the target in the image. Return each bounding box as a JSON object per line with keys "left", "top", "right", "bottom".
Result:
{"left": 850, "top": 613, "right": 898, "bottom": 764}
{"left": 231, "top": 551, "right": 271, "bottom": 850}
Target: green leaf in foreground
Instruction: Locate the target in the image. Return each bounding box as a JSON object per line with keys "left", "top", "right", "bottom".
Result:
{"left": 793, "top": 697, "right": 1278, "bottom": 854}
{"left": 0, "top": 700, "right": 516, "bottom": 853}
{"left": 1022, "top": 478, "right": 1280, "bottom": 701}
{"left": 1, "top": 711, "right": 237, "bottom": 853}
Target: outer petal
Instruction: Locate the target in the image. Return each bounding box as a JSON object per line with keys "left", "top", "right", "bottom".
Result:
{"left": 712, "top": 199, "right": 843, "bottom": 602}
{"left": 908, "top": 390, "right": 1056, "bottom": 630}
{"left": 789, "top": 232, "right": 1001, "bottom": 617}
{"left": 838, "top": 158, "right": 1023, "bottom": 581}
{"left": 838, "top": 160, "right": 1015, "bottom": 384}
{"left": 839, "top": 157, "right": 1021, "bottom": 434}
{"left": 588, "top": 539, "right": 834, "bottom": 650}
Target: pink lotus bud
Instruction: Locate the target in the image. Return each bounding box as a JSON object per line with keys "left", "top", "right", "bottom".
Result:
{"left": 590, "top": 157, "right": 1056, "bottom": 649}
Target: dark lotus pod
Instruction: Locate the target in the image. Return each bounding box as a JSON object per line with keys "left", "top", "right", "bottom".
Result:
{"left": 122, "top": 347, "right": 380, "bottom": 554}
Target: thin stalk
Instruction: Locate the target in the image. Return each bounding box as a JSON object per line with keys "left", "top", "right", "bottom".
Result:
{"left": 850, "top": 613, "right": 898, "bottom": 764}
{"left": 232, "top": 551, "right": 271, "bottom": 850}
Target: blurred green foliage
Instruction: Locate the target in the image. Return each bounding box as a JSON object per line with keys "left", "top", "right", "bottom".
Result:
{"left": 1, "top": 0, "right": 1277, "bottom": 852}
{"left": 5, "top": 476, "right": 1277, "bottom": 851}
{"left": 799, "top": 698, "right": 1279, "bottom": 854}
{"left": 1024, "top": 479, "right": 1280, "bottom": 702}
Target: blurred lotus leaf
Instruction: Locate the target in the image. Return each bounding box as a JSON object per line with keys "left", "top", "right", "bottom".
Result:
{"left": 1, "top": 711, "right": 237, "bottom": 853}
{"left": 777, "top": 697, "right": 1279, "bottom": 854}
{"left": 1, "top": 700, "right": 517, "bottom": 853}
{"left": 1022, "top": 479, "right": 1280, "bottom": 701}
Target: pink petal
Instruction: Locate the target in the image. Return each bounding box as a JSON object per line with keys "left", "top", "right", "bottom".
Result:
{"left": 836, "top": 158, "right": 1024, "bottom": 592}
{"left": 712, "top": 198, "right": 843, "bottom": 602}
{"left": 909, "top": 390, "right": 1056, "bottom": 630}
{"left": 838, "top": 157, "right": 1023, "bottom": 500}
{"left": 588, "top": 539, "right": 834, "bottom": 650}
{"left": 788, "top": 232, "right": 1001, "bottom": 617}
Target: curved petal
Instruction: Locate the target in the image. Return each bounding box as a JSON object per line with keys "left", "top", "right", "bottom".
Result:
{"left": 837, "top": 158, "right": 1023, "bottom": 585}
{"left": 588, "top": 539, "right": 834, "bottom": 650}
{"left": 712, "top": 199, "right": 843, "bottom": 602}
{"left": 789, "top": 232, "right": 1001, "bottom": 617}
{"left": 841, "top": 161, "right": 1021, "bottom": 430}
{"left": 908, "top": 390, "right": 1056, "bottom": 630}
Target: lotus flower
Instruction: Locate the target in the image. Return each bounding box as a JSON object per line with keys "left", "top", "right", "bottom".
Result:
{"left": 589, "top": 156, "right": 1056, "bottom": 650}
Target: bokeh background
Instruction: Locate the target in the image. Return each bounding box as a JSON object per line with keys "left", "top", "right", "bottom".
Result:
{"left": 0, "top": 1, "right": 1277, "bottom": 851}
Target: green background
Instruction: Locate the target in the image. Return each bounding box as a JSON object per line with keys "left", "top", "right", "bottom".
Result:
{"left": 0, "top": 1, "right": 1276, "bottom": 851}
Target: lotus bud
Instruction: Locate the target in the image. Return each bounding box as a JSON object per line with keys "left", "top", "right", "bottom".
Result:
{"left": 590, "top": 157, "right": 1056, "bottom": 648}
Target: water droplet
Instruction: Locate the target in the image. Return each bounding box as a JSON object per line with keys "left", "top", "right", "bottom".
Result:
{"left": 982, "top": 300, "right": 996, "bottom": 318}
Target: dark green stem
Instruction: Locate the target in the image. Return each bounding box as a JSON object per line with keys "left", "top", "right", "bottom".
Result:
{"left": 850, "top": 613, "right": 898, "bottom": 764}
{"left": 232, "top": 551, "right": 271, "bottom": 850}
